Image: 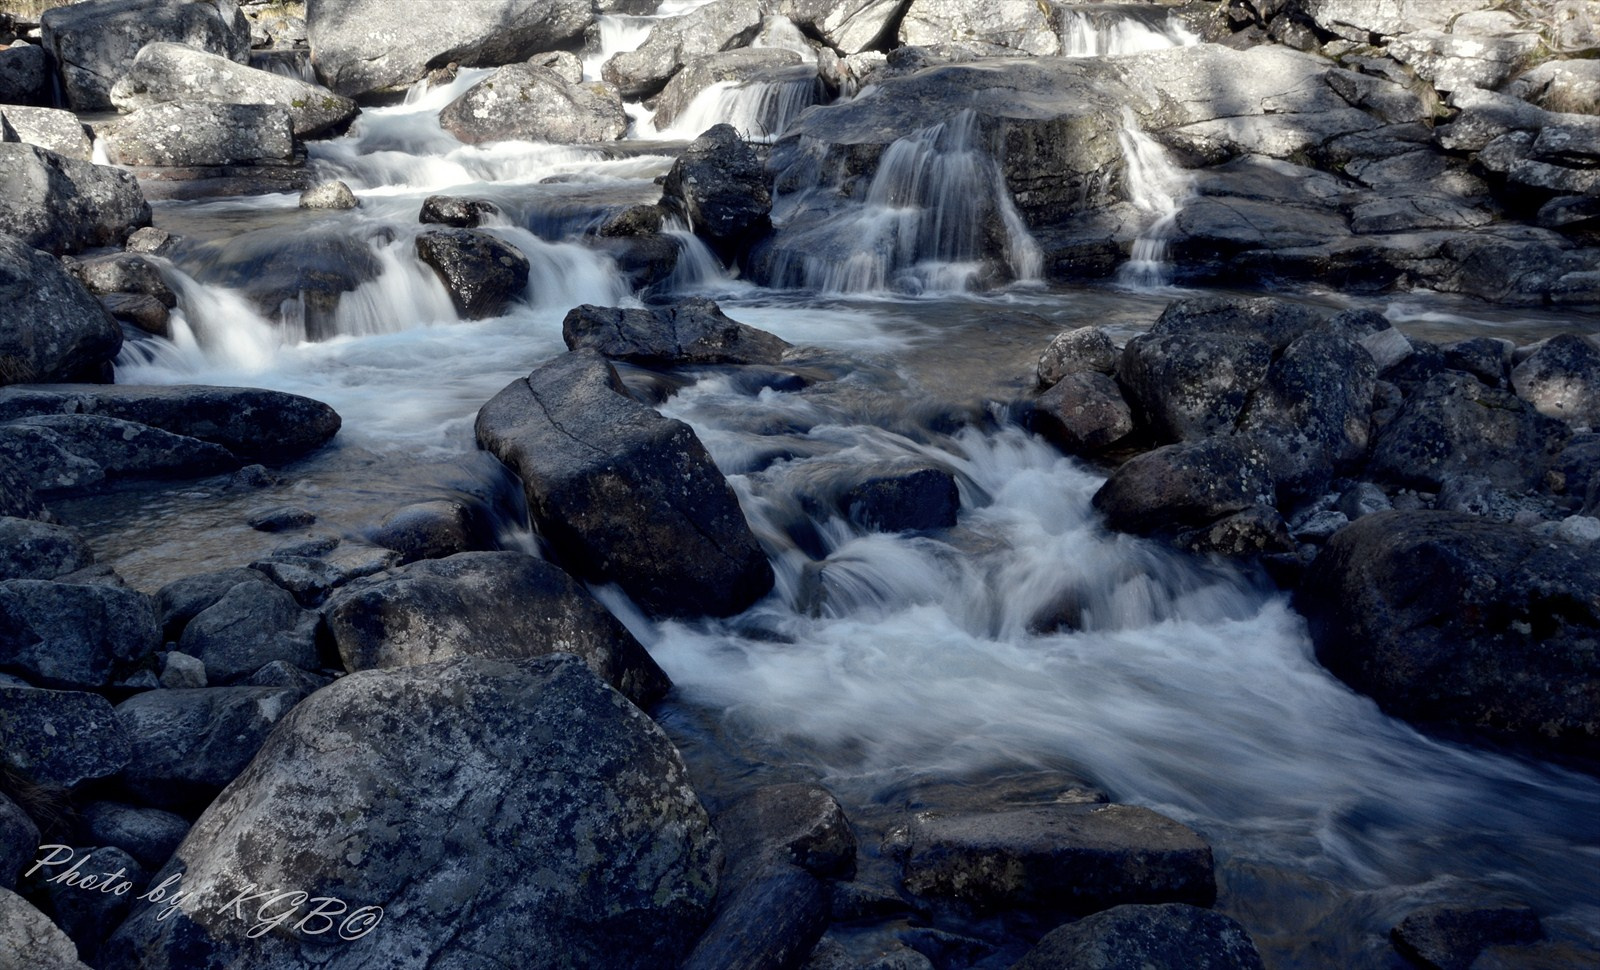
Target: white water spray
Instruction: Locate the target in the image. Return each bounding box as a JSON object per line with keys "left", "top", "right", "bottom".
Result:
{"left": 1060, "top": 7, "right": 1200, "bottom": 57}
{"left": 1114, "top": 107, "right": 1192, "bottom": 289}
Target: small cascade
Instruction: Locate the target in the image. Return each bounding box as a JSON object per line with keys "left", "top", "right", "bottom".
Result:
{"left": 582, "top": 14, "right": 656, "bottom": 83}
{"left": 1060, "top": 5, "right": 1200, "bottom": 57}
{"left": 249, "top": 49, "right": 318, "bottom": 84}
{"left": 1114, "top": 107, "right": 1191, "bottom": 289}
{"left": 765, "top": 110, "right": 1041, "bottom": 295}
{"left": 650, "top": 70, "right": 824, "bottom": 143}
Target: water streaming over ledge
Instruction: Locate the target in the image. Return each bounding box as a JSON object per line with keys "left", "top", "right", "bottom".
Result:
{"left": 1115, "top": 107, "right": 1193, "bottom": 289}
{"left": 83, "top": 10, "right": 1600, "bottom": 966}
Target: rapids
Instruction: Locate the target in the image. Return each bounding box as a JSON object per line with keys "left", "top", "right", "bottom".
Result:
{"left": 69, "top": 5, "right": 1600, "bottom": 967}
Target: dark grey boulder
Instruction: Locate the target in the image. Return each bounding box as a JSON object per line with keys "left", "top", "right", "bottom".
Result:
{"left": 598, "top": 203, "right": 665, "bottom": 237}
{"left": 1390, "top": 903, "right": 1542, "bottom": 970}
{"left": 562, "top": 298, "right": 791, "bottom": 366}
{"left": 1179, "top": 505, "right": 1295, "bottom": 559}
{"left": 439, "top": 64, "right": 627, "bottom": 145}
{"left": 476, "top": 350, "right": 774, "bottom": 618}
{"left": 602, "top": 0, "right": 763, "bottom": 99}
{"left": 1512, "top": 334, "right": 1600, "bottom": 429}
{"left": 41, "top": 0, "right": 251, "bottom": 111}
{"left": 0, "top": 684, "right": 130, "bottom": 789}
{"left": 180, "top": 224, "right": 379, "bottom": 337}
{"left": 1012, "top": 903, "right": 1266, "bottom": 970}
{"left": 1443, "top": 336, "right": 1514, "bottom": 388}
{"left": 0, "top": 42, "right": 49, "bottom": 106}
{"left": 0, "top": 145, "right": 150, "bottom": 256}
{"left": 178, "top": 579, "right": 320, "bottom": 683}
{"left": 0, "top": 455, "right": 46, "bottom": 521}
{"left": 717, "top": 783, "right": 857, "bottom": 879}
{"left": 114, "top": 684, "right": 310, "bottom": 812}
{"left": 102, "top": 655, "right": 722, "bottom": 970}
{"left": 154, "top": 568, "right": 267, "bottom": 641}
{"left": 419, "top": 194, "right": 498, "bottom": 227}
{"left": 0, "top": 106, "right": 93, "bottom": 159}
{"left": 0, "top": 518, "right": 93, "bottom": 581}
{"left": 1092, "top": 436, "right": 1276, "bottom": 538}
{"left": 0, "top": 236, "right": 121, "bottom": 386}
{"left": 28, "top": 845, "right": 145, "bottom": 965}
{"left": 1037, "top": 326, "right": 1118, "bottom": 389}
{"left": 1369, "top": 373, "right": 1569, "bottom": 491}
{"left": 1148, "top": 297, "right": 1330, "bottom": 353}
{"left": 901, "top": 804, "right": 1215, "bottom": 917}
{"left": 898, "top": 0, "right": 1059, "bottom": 56}
{"left": 0, "top": 887, "right": 91, "bottom": 969}
{"left": 0, "top": 415, "right": 239, "bottom": 493}
{"left": 0, "top": 791, "right": 39, "bottom": 890}
{"left": 369, "top": 497, "right": 491, "bottom": 563}
{"left": 306, "top": 0, "right": 592, "bottom": 97}
{"left": 105, "top": 101, "right": 296, "bottom": 167}
{"left": 1116, "top": 333, "right": 1272, "bottom": 443}
{"left": 79, "top": 802, "right": 190, "bottom": 872}
{"left": 110, "top": 42, "right": 357, "bottom": 138}
{"left": 0, "top": 581, "right": 160, "bottom": 690}
{"left": 245, "top": 505, "right": 315, "bottom": 532}
{"left": 839, "top": 462, "right": 960, "bottom": 533}
{"left": 1237, "top": 330, "right": 1377, "bottom": 501}
{"left": 662, "top": 123, "right": 772, "bottom": 262}
{"left": 323, "top": 551, "right": 670, "bottom": 706}
{"left": 414, "top": 228, "right": 530, "bottom": 319}
{"left": 0, "top": 384, "right": 341, "bottom": 463}
{"left": 1297, "top": 511, "right": 1600, "bottom": 758}
{"left": 247, "top": 556, "right": 342, "bottom": 608}
{"left": 1031, "top": 371, "right": 1136, "bottom": 455}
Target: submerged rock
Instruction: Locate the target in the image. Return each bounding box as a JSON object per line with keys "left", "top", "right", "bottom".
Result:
{"left": 562, "top": 298, "right": 791, "bottom": 366}
{"left": 323, "top": 551, "right": 671, "bottom": 706}
{"left": 0, "top": 145, "right": 151, "bottom": 255}
{"left": 476, "top": 349, "right": 773, "bottom": 618}
{"left": 1298, "top": 511, "right": 1600, "bottom": 758}
{"left": 440, "top": 64, "right": 627, "bottom": 145}
{"left": 102, "top": 655, "right": 722, "bottom": 970}
{"left": 40, "top": 0, "right": 251, "bottom": 111}
{"left": 1390, "top": 903, "right": 1543, "bottom": 970}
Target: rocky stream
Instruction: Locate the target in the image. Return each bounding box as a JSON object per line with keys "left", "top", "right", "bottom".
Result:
{"left": 1, "top": 1, "right": 1600, "bottom": 969}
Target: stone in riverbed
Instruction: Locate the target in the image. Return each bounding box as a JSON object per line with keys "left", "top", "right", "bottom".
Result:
{"left": 66, "top": 253, "right": 177, "bottom": 308}
{"left": 1092, "top": 436, "right": 1277, "bottom": 538}
{"left": 298, "top": 179, "right": 357, "bottom": 209}
{"left": 1037, "top": 326, "right": 1118, "bottom": 389}
{"left": 1012, "top": 903, "right": 1266, "bottom": 970}
{"left": 662, "top": 123, "right": 773, "bottom": 263}
{"left": 419, "top": 194, "right": 498, "bottom": 227}
{"left": 1031, "top": 371, "right": 1136, "bottom": 455}
{"left": 414, "top": 228, "right": 530, "bottom": 319}
{"left": 602, "top": 0, "right": 764, "bottom": 100}
{"left": 0, "top": 106, "right": 93, "bottom": 159}
{"left": 1116, "top": 333, "right": 1272, "bottom": 444}
{"left": 102, "top": 655, "right": 722, "bottom": 970}
{"left": 0, "top": 144, "right": 151, "bottom": 255}
{"left": 78, "top": 802, "right": 189, "bottom": 876}
{"left": 1297, "top": 511, "right": 1600, "bottom": 758}
{"left": 562, "top": 298, "right": 791, "bottom": 366}
{"left": 839, "top": 461, "right": 960, "bottom": 533}
{"left": 323, "top": 550, "right": 671, "bottom": 707}
{"left": 0, "top": 415, "right": 239, "bottom": 493}
{"left": 104, "top": 101, "right": 296, "bottom": 168}
{"left": 1511, "top": 334, "right": 1600, "bottom": 429}
{"left": 305, "top": 0, "right": 592, "bottom": 98}
{"left": 369, "top": 497, "right": 492, "bottom": 563}
{"left": 1391, "top": 903, "right": 1542, "bottom": 970}
{"left": 439, "top": 64, "right": 627, "bottom": 145}
{"left": 651, "top": 48, "right": 809, "bottom": 132}
{"left": 0, "top": 581, "right": 161, "bottom": 690}
{"left": 110, "top": 42, "right": 358, "bottom": 138}
{"left": 0, "top": 684, "right": 131, "bottom": 789}
{"left": 0, "top": 887, "right": 92, "bottom": 970}
{"left": 113, "top": 684, "right": 311, "bottom": 813}
{"left": 901, "top": 803, "right": 1216, "bottom": 917}
{"left": 0, "top": 384, "right": 341, "bottom": 463}
{"left": 0, "top": 236, "right": 122, "bottom": 387}
{"left": 0, "top": 517, "right": 94, "bottom": 581}
{"left": 177, "top": 578, "right": 320, "bottom": 684}
{"left": 0, "top": 42, "right": 50, "bottom": 106}
{"left": 775, "top": 0, "right": 907, "bottom": 54}
{"left": 476, "top": 349, "right": 774, "bottom": 618}
{"left": 40, "top": 0, "right": 251, "bottom": 111}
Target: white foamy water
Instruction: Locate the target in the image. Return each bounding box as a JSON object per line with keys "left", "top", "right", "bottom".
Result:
{"left": 1115, "top": 106, "right": 1193, "bottom": 289}
{"left": 1061, "top": 6, "right": 1200, "bottom": 57}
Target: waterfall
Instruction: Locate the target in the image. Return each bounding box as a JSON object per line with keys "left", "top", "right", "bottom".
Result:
{"left": 1060, "top": 6, "right": 1200, "bottom": 57}
{"left": 1114, "top": 107, "right": 1191, "bottom": 289}
{"left": 648, "top": 71, "right": 824, "bottom": 143}
{"left": 249, "top": 49, "right": 318, "bottom": 84}
{"left": 764, "top": 110, "right": 1041, "bottom": 295}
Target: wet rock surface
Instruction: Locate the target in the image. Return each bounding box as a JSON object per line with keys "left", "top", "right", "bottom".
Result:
{"left": 414, "top": 228, "right": 531, "bottom": 319}
{"left": 562, "top": 297, "right": 791, "bottom": 366}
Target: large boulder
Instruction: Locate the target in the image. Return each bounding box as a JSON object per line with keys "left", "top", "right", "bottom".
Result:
{"left": 562, "top": 298, "right": 790, "bottom": 366}
{"left": 898, "top": 0, "right": 1062, "bottom": 57}
{"left": 0, "top": 684, "right": 130, "bottom": 789}
{"left": 0, "top": 42, "right": 50, "bottom": 106}
{"left": 113, "top": 685, "right": 310, "bottom": 812}
{"left": 79, "top": 802, "right": 190, "bottom": 872}
{"left": 323, "top": 551, "right": 671, "bottom": 707}
{"left": 306, "top": 0, "right": 592, "bottom": 97}
{"left": 1012, "top": 903, "right": 1266, "bottom": 970}
{"left": 0, "top": 792, "right": 40, "bottom": 890}
{"left": 1091, "top": 436, "right": 1276, "bottom": 538}
{"left": 1297, "top": 511, "right": 1600, "bottom": 758}
{"left": 40, "top": 0, "right": 251, "bottom": 111}
{"left": 1031, "top": 372, "right": 1136, "bottom": 455}
{"left": 662, "top": 123, "right": 773, "bottom": 263}
{"left": 104, "top": 101, "right": 296, "bottom": 167}
{"left": 1511, "top": 334, "right": 1600, "bottom": 429}
{"left": 0, "top": 517, "right": 94, "bottom": 581}
{"left": 439, "top": 64, "right": 627, "bottom": 145}
{"left": 0, "top": 384, "right": 341, "bottom": 463}
{"left": 102, "top": 655, "right": 722, "bottom": 970}
{"left": 1115, "top": 332, "right": 1273, "bottom": 443}
{"left": 602, "top": 0, "right": 763, "bottom": 100}
{"left": 110, "top": 42, "right": 358, "bottom": 138}
{"left": 0, "top": 888, "right": 92, "bottom": 970}
{"left": 901, "top": 804, "right": 1216, "bottom": 917}
{"left": 0, "top": 415, "right": 239, "bottom": 493}
{"left": 414, "top": 228, "right": 531, "bottom": 319}
{"left": 0, "top": 581, "right": 161, "bottom": 690}
{"left": 475, "top": 350, "right": 774, "bottom": 618}
{"left": 0, "top": 145, "right": 151, "bottom": 255}
{"left": 178, "top": 578, "right": 320, "bottom": 683}
{"left": 0, "top": 106, "right": 94, "bottom": 160}
{"left": 0, "top": 235, "right": 122, "bottom": 386}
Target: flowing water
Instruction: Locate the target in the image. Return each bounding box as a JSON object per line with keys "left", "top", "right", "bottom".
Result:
{"left": 67, "top": 5, "right": 1600, "bottom": 968}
